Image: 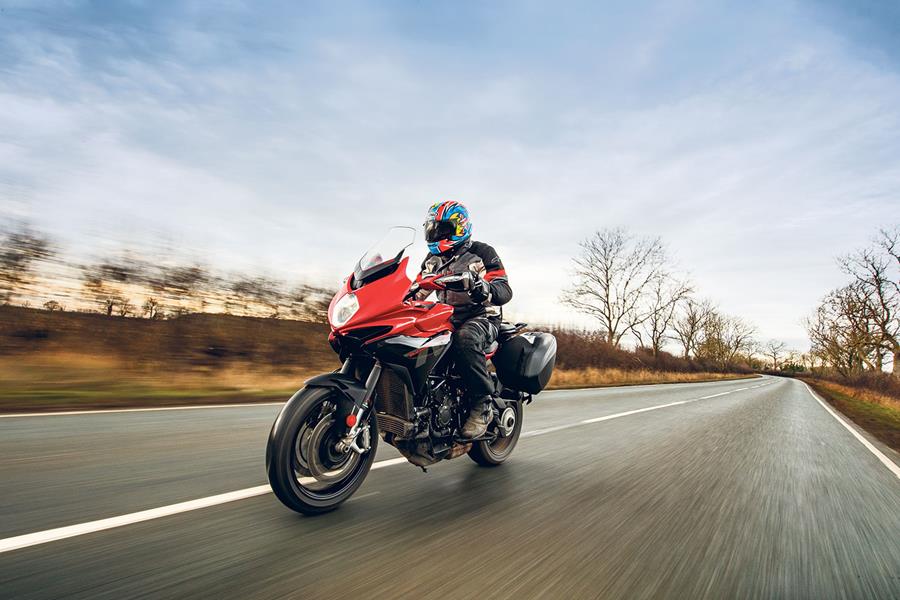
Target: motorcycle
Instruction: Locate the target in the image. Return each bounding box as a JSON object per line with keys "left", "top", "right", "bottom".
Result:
{"left": 266, "top": 227, "right": 557, "bottom": 514}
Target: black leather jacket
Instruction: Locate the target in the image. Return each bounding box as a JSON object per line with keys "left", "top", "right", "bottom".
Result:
{"left": 419, "top": 240, "right": 512, "bottom": 325}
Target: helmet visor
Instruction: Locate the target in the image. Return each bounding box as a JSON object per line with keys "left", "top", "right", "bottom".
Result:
{"left": 424, "top": 220, "right": 457, "bottom": 243}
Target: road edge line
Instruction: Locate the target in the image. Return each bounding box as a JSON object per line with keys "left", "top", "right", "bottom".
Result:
{"left": 801, "top": 381, "right": 900, "bottom": 480}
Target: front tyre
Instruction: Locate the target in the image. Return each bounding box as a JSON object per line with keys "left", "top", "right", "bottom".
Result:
{"left": 267, "top": 387, "right": 377, "bottom": 515}
{"left": 469, "top": 401, "right": 522, "bottom": 466}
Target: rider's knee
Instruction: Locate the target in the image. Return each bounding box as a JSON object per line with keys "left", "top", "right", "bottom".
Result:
{"left": 455, "top": 327, "right": 479, "bottom": 351}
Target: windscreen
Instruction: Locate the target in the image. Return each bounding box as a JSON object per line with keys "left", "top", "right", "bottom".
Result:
{"left": 353, "top": 226, "right": 416, "bottom": 286}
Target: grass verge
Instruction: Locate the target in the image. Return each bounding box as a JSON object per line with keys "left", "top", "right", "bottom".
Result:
{"left": 0, "top": 356, "right": 755, "bottom": 414}
{"left": 803, "top": 378, "right": 900, "bottom": 453}
{"left": 0, "top": 354, "right": 314, "bottom": 413}
{"left": 548, "top": 368, "right": 758, "bottom": 389}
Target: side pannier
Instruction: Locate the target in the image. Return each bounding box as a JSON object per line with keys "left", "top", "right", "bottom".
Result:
{"left": 493, "top": 332, "right": 557, "bottom": 394}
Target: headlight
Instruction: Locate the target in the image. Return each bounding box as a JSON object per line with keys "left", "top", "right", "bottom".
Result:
{"left": 331, "top": 293, "right": 359, "bottom": 328}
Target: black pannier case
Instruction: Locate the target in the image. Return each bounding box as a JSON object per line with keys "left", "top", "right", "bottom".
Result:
{"left": 493, "top": 332, "right": 557, "bottom": 394}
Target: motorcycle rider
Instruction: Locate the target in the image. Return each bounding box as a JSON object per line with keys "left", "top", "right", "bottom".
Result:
{"left": 419, "top": 201, "right": 512, "bottom": 438}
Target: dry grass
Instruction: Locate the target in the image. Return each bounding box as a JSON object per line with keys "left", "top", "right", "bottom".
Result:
{"left": 807, "top": 379, "right": 900, "bottom": 413}
{"left": 0, "top": 352, "right": 316, "bottom": 391}
{"left": 0, "top": 352, "right": 316, "bottom": 412}
{"left": 804, "top": 378, "right": 900, "bottom": 452}
{"left": 0, "top": 356, "right": 757, "bottom": 413}
{"left": 549, "top": 367, "right": 757, "bottom": 389}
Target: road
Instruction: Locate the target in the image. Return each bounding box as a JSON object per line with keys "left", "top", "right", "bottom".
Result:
{"left": 1, "top": 376, "right": 899, "bottom": 599}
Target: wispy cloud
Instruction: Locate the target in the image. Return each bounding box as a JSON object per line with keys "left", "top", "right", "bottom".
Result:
{"left": 1, "top": 0, "right": 898, "bottom": 348}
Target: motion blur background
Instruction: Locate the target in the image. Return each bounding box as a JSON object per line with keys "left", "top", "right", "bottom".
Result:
{"left": 1, "top": 1, "right": 898, "bottom": 423}
{"left": 3, "top": 0, "right": 899, "bottom": 333}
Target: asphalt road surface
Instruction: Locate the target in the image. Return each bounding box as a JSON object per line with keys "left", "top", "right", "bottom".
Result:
{"left": 1, "top": 376, "right": 899, "bottom": 599}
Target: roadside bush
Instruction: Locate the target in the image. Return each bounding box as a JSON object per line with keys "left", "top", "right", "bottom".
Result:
{"left": 547, "top": 326, "right": 747, "bottom": 374}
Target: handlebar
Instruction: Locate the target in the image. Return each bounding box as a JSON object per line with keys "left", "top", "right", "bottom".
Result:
{"left": 403, "top": 272, "right": 475, "bottom": 302}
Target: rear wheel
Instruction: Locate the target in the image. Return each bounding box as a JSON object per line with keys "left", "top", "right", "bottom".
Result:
{"left": 267, "top": 387, "right": 377, "bottom": 514}
{"left": 468, "top": 401, "right": 522, "bottom": 466}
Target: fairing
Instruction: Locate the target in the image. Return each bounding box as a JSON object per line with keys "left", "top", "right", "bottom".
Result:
{"left": 329, "top": 256, "right": 454, "bottom": 341}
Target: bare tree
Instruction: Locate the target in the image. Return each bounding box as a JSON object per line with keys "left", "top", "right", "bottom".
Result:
{"left": 142, "top": 297, "right": 161, "bottom": 319}
{"left": 839, "top": 231, "right": 899, "bottom": 376}
{"left": 0, "top": 225, "right": 53, "bottom": 304}
{"left": 118, "top": 299, "right": 135, "bottom": 317}
{"left": 881, "top": 226, "right": 899, "bottom": 267}
{"left": 227, "top": 275, "right": 285, "bottom": 318}
{"left": 83, "top": 276, "right": 115, "bottom": 315}
{"left": 562, "top": 228, "right": 669, "bottom": 347}
{"left": 763, "top": 339, "right": 788, "bottom": 370}
{"left": 42, "top": 300, "right": 63, "bottom": 312}
{"left": 81, "top": 256, "right": 141, "bottom": 316}
{"left": 805, "top": 284, "right": 881, "bottom": 376}
{"left": 149, "top": 265, "right": 210, "bottom": 315}
{"left": 287, "top": 284, "right": 334, "bottom": 323}
{"left": 784, "top": 349, "right": 802, "bottom": 370}
{"left": 630, "top": 277, "right": 693, "bottom": 355}
{"left": 672, "top": 298, "right": 714, "bottom": 359}
{"left": 697, "top": 312, "right": 757, "bottom": 369}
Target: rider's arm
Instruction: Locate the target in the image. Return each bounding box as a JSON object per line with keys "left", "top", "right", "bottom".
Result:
{"left": 413, "top": 256, "right": 434, "bottom": 301}
{"left": 472, "top": 243, "right": 512, "bottom": 306}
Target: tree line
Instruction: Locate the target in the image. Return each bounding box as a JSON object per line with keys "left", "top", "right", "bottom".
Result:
{"left": 4, "top": 221, "right": 769, "bottom": 370}
{"left": 0, "top": 221, "right": 333, "bottom": 322}
{"left": 561, "top": 227, "right": 776, "bottom": 371}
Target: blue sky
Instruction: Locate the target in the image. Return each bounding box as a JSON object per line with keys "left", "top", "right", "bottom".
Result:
{"left": 1, "top": 0, "right": 899, "bottom": 349}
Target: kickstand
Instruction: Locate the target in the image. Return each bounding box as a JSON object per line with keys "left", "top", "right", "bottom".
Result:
{"left": 419, "top": 466, "right": 428, "bottom": 473}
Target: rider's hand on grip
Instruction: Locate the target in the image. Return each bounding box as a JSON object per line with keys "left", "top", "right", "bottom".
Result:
{"left": 436, "top": 271, "right": 473, "bottom": 292}
{"left": 403, "top": 282, "right": 420, "bottom": 302}
{"left": 469, "top": 275, "right": 490, "bottom": 303}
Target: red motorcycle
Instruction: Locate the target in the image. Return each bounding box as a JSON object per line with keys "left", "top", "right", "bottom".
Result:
{"left": 266, "top": 227, "right": 557, "bottom": 514}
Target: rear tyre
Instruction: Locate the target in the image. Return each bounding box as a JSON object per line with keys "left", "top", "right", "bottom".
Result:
{"left": 267, "top": 387, "right": 377, "bottom": 515}
{"left": 468, "top": 401, "right": 522, "bottom": 466}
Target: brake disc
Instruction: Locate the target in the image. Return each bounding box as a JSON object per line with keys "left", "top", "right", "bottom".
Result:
{"left": 293, "top": 423, "right": 314, "bottom": 476}
{"left": 303, "top": 415, "right": 358, "bottom": 483}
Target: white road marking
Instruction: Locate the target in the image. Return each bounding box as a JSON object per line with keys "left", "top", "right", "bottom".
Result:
{"left": 0, "top": 402, "right": 286, "bottom": 418}
{"left": 0, "top": 486, "right": 271, "bottom": 554}
{"left": 520, "top": 387, "right": 755, "bottom": 437}
{"left": 581, "top": 400, "right": 688, "bottom": 423}
{"left": 802, "top": 381, "right": 900, "bottom": 480}
{"left": 521, "top": 424, "right": 581, "bottom": 437}
{"left": 0, "top": 457, "right": 408, "bottom": 554}
{"left": 0, "top": 383, "right": 763, "bottom": 554}
{"left": 347, "top": 491, "right": 382, "bottom": 502}
{"left": 699, "top": 391, "right": 732, "bottom": 400}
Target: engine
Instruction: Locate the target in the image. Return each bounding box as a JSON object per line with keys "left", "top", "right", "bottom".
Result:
{"left": 428, "top": 384, "right": 464, "bottom": 436}
{"left": 381, "top": 378, "right": 467, "bottom": 468}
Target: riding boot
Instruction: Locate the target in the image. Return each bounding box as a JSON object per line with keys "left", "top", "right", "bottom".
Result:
{"left": 461, "top": 396, "right": 492, "bottom": 438}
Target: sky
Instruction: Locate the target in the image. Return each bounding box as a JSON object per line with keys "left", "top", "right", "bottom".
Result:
{"left": 1, "top": 0, "right": 899, "bottom": 350}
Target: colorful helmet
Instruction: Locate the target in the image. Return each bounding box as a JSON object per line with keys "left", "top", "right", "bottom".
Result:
{"left": 424, "top": 201, "right": 472, "bottom": 255}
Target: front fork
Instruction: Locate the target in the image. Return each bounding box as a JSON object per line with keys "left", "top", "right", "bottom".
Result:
{"left": 335, "top": 360, "right": 382, "bottom": 455}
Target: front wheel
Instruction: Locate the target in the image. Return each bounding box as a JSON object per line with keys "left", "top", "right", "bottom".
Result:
{"left": 469, "top": 401, "right": 522, "bottom": 466}
{"left": 266, "top": 387, "right": 377, "bottom": 514}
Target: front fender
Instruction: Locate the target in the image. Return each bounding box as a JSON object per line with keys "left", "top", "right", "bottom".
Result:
{"left": 304, "top": 372, "right": 368, "bottom": 409}
{"left": 269, "top": 373, "right": 367, "bottom": 446}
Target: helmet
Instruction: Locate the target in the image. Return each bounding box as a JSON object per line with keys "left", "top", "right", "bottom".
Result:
{"left": 424, "top": 201, "right": 472, "bottom": 255}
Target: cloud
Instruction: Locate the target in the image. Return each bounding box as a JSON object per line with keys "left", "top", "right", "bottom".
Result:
{"left": 1, "top": 0, "right": 898, "bottom": 350}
